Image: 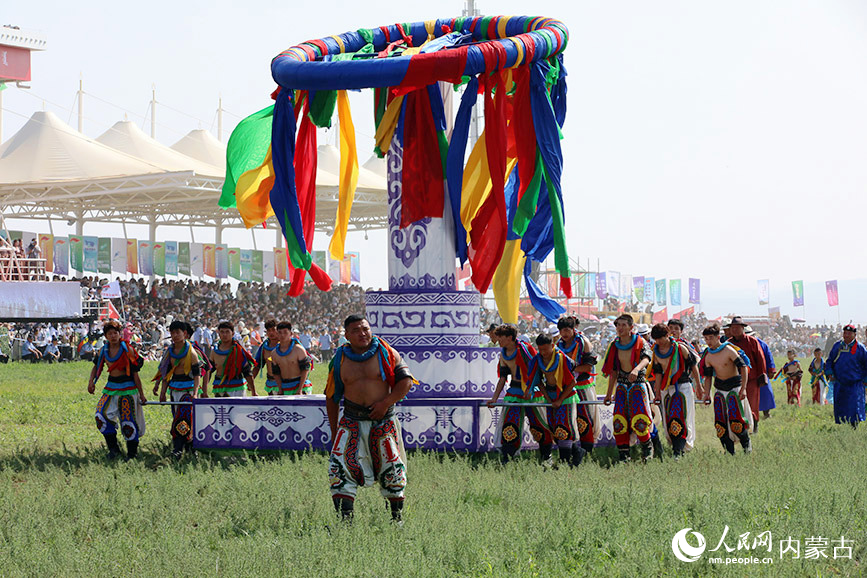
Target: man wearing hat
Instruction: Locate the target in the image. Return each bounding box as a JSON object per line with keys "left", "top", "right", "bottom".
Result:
{"left": 823, "top": 324, "right": 867, "bottom": 428}
{"left": 726, "top": 316, "right": 768, "bottom": 430}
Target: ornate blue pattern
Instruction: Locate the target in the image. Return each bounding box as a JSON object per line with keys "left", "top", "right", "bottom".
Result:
{"left": 388, "top": 273, "right": 456, "bottom": 292}
{"left": 247, "top": 406, "right": 305, "bottom": 427}
{"left": 387, "top": 140, "right": 431, "bottom": 269}
{"left": 366, "top": 290, "right": 480, "bottom": 306}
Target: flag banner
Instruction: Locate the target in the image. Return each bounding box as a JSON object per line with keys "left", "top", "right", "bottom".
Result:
{"left": 111, "top": 238, "right": 126, "bottom": 274}
{"left": 152, "top": 242, "right": 166, "bottom": 277}
{"left": 656, "top": 278, "right": 667, "bottom": 306}
{"left": 312, "top": 250, "right": 328, "bottom": 272}
{"left": 826, "top": 280, "right": 839, "bottom": 307}
{"left": 688, "top": 278, "right": 700, "bottom": 304}
{"left": 240, "top": 249, "right": 253, "bottom": 282}
{"left": 97, "top": 238, "right": 112, "bottom": 274}
{"left": 53, "top": 237, "right": 69, "bottom": 276}
{"left": 215, "top": 244, "right": 228, "bottom": 279}
{"left": 644, "top": 277, "right": 655, "bottom": 304}
{"left": 673, "top": 306, "right": 694, "bottom": 320}
{"left": 328, "top": 255, "right": 341, "bottom": 283}
{"left": 228, "top": 247, "right": 241, "bottom": 280}
{"left": 203, "top": 244, "right": 216, "bottom": 278}
{"left": 596, "top": 272, "right": 608, "bottom": 299}
{"left": 340, "top": 256, "right": 351, "bottom": 284}
{"left": 70, "top": 236, "right": 84, "bottom": 272}
{"left": 633, "top": 276, "right": 644, "bottom": 302}
{"left": 126, "top": 240, "right": 138, "bottom": 274}
{"left": 101, "top": 280, "right": 122, "bottom": 299}
{"left": 138, "top": 241, "right": 154, "bottom": 276}
{"left": 348, "top": 251, "right": 360, "bottom": 283}
{"left": 178, "top": 242, "right": 191, "bottom": 276}
{"left": 620, "top": 274, "right": 632, "bottom": 302}
{"left": 190, "top": 243, "right": 203, "bottom": 277}
{"left": 670, "top": 279, "right": 682, "bottom": 307}
{"left": 252, "top": 250, "right": 264, "bottom": 283}
{"left": 262, "top": 249, "right": 275, "bottom": 283}
{"left": 792, "top": 280, "right": 804, "bottom": 307}
{"left": 652, "top": 307, "right": 668, "bottom": 324}
{"left": 83, "top": 236, "right": 98, "bottom": 273}
{"left": 274, "top": 247, "right": 287, "bottom": 280}
{"left": 546, "top": 272, "right": 560, "bottom": 298}
{"left": 165, "top": 241, "right": 178, "bottom": 276}
{"left": 38, "top": 234, "right": 54, "bottom": 273}
{"left": 585, "top": 272, "right": 596, "bottom": 299}
{"left": 607, "top": 271, "right": 620, "bottom": 298}
{"left": 757, "top": 279, "right": 770, "bottom": 306}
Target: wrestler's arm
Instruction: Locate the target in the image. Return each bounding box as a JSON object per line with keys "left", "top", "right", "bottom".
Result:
{"left": 604, "top": 372, "right": 616, "bottom": 405}
{"left": 652, "top": 369, "right": 663, "bottom": 403}
{"left": 272, "top": 357, "right": 283, "bottom": 392}
{"left": 133, "top": 372, "right": 146, "bottom": 403}
{"left": 326, "top": 397, "right": 339, "bottom": 440}
{"left": 87, "top": 363, "right": 98, "bottom": 395}
{"left": 553, "top": 380, "right": 573, "bottom": 409}
{"left": 572, "top": 338, "right": 595, "bottom": 374}
{"left": 369, "top": 376, "right": 412, "bottom": 421}
{"left": 296, "top": 345, "right": 311, "bottom": 387}
{"left": 736, "top": 351, "right": 749, "bottom": 400}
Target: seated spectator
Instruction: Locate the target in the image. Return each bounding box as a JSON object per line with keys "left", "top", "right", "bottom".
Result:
{"left": 43, "top": 338, "right": 61, "bottom": 363}
{"left": 21, "top": 335, "right": 42, "bottom": 363}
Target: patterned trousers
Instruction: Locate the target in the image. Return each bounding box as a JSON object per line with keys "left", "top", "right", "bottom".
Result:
{"left": 612, "top": 380, "right": 653, "bottom": 448}
{"left": 95, "top": 392, "right": 145, "bottom": 441}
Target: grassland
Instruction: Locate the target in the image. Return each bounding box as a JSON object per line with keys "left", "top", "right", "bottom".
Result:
{"left": 0, "top": 359, "right": 863, "bottom": 577}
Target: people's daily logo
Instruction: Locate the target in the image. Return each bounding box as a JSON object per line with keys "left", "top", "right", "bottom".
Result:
{"left": 672, "top": 528, "right": 707, "bottom": 562}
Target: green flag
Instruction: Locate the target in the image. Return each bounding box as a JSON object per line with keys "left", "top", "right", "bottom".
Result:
{"left": 228, "top": 248, "right": 241, "bottom": 280}
{"left": 178, "top": 242, "right": 191, "bottom": 276}
{"left": 220, "top": 105, "right": 274, "bottom": 208}
{"left": 153, "top": 242, "right": 166, "bottom": 277}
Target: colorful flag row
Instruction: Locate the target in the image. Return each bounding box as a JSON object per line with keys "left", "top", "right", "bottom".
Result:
{"left": 3, "top": 231, "right": 360, "bottom": 284}
{"left": 760, "top": 279, "right": 839, "bottom": 308}
{"left": 565, "top": 272, "right": 700, "bottom": 306}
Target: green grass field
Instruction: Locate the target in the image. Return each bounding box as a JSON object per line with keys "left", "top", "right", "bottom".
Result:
{"left": 0, "top": 359, "right": 864, "bottom": 577}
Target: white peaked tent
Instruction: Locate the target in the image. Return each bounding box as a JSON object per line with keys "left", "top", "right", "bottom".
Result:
{"left": 0, "top": 111, "right": 389, "bottom": 240}
{"left": 96, "top": 121, "right": 223, "bottom": 178}
{"left": 171, "top": 129, "right": 227, "bottom": 171}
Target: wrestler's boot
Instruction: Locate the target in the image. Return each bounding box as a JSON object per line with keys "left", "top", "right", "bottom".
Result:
{"left": 104, "top": 434, "right": 122, "bottom": 460}
{"left": 332, "top": 497, "right": 354, "bottom": 521}
{"left": 125, "top": 440, "right": 139, "bottom": 461}
{"left": 640, "top": 440, "right": 654, "bottom": 463}
{"left": 539, "top": 443, "right": 554, "bottom": 469}
{"left": 171, "top": 437, "right": 186, "bottom": 459}
{"left": 671, "top": 437, "right": 686, "bottom": 459}
{"left": 617, "top": 445, "right": 631, "bottom": 463}
{"left": 389, "top": 499, "right": 403, "bottom": 523}
{"left": 558, "top": 446, "right": 573, "bottom": 467}
{"left": 738, "top": 432, "right": 752, "bottom": 454}
{"left": 720, "top": 437, "right": 736, "bottom": 455}
{"left": 571, "top": 444, "right": 587, "bottom": 467}
{"left": 580, "top": 442, "right": 594, "bottom": 456}
{"left": 651, "top": 429, "right": 664, "bottom": 462}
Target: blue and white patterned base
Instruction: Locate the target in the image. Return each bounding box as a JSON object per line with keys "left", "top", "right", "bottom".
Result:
{"left": 193, "top": 396, "right": 615, "bottom": 452}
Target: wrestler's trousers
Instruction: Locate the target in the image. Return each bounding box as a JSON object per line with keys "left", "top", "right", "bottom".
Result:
{"left": 95, "top": 392, "right": 145, "bottom": 441}
{"left": 329, "top": 414, "right": 406, "bottom": 507}
{"left": 661, "top": 382, "right": 696, "bottom": 455}
{"left": 169, "top": 388, "right": 194, "bottom": 443}
{"left": 713, "top": 387, "right": 752, "bottom": 454}
{"left": 546, "top": 402, "right": 578, "bottom": 449}
{"left": 612, "top": 380, "right": 653, "bottom": 451}
{"left": 786, "top": 377, "right": 802, "bottom": 406}
{"left": 498, "top": 403, "right": 554, "bottom": 458}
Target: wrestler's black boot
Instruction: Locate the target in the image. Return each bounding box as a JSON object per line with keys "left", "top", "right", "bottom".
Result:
{"left": 580, "top": 442, "right": 594, "bottom": 456}
{"left": 617, "top": 445, "right": 631, "bottom": 463}
{"left": 558, "top": 446, "right": 572, "bottom": 468}
{"left": 720, "top": 437, "right": 735, "bottom": 455}
{"left": 739, "top": 433, "right": 752, "bottom": 454}
{"left": 104, "top": 434, "right": 121, "bottom": 460}
{"left": 640, "top": 440, "right": 654, "bottom": 463}
{"left": 671, "top": 438, "right": 685, "bottom": 460}
{"left": 389, "top": 499, "right": 404, "bottom": 524}
{"left": 652, "top": 435, "right": 664, "bottom": 462}
{"left": 539, "top": 444, "right": 554, "bottom": 469}
{"left": 171, "top": 437, "right": 185, "bottom": 459}
{"left": 332, "top": 497, "right": 354, "bottom": 521}
{"left": 571, "top": 445, "right": 587, "bottom": 467}
{"left": 124, "top": 440, "right": 138, "bottom": 461}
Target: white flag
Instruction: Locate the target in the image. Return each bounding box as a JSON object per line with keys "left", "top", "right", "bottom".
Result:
{"left": 101, "top": 280, "right": 122, "bottom": 299}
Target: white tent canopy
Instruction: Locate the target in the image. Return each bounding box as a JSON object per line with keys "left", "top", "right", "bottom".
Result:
{"left": 0, "top": 111, "right": 388, "bottom": 235}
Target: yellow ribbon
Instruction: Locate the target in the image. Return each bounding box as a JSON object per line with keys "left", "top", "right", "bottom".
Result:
{"left": 235, "top": 146, "right": 275, "bottom": 228}
{"left": 373, "top": 94, "right": 405, "bottom": 155}
{"left": 492, "top": 238, "right": 526, "bottom": 324}
{"left": 329, "top": 90, "right": 359, "bottom": 260}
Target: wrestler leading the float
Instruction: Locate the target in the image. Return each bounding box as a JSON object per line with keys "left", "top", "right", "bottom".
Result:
{"left": 325, "top": 315, "right": 414, "bottom": 523}
{"left": 701, "top": 324, "right": 753, "bottom": 455}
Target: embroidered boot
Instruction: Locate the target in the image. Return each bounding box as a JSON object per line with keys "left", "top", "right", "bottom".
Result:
{"left": 641, "top": 440, "right": 654, "bottom": 463}
{"left": 124, "top": 440, "right": 138, "bottom": 461}
{"left": 720, "top": 437, "right": 735, "bottom": 455}
{"left": 104, "top": 434, "right": 121, "bottom": 460}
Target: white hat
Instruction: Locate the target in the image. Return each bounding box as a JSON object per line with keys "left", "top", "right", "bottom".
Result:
{"left": 635, "top": 323, "right": 651, "bottom": 335}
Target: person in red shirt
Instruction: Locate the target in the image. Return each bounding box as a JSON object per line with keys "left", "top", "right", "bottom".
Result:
{"left": 725, "top": 317, "right": 768, "bottom": 431}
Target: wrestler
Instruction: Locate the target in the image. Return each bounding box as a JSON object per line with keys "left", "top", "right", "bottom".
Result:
{"left": 325, "top": 315, "right": 414, "bottom": 522}
{"left": 486, "top": 324, "right": 555, "bottom": 466}
{"left": 602, "top": 314, "right": 654, "bottom": 462}
{"left": 556, "top": 316, "right": 599, "bottom": 455}
{"left": 650, "top": 324, "right": 699, "bottom": 459}
{"left": 87, "top": 320, "right": 146, "bottom": 460}
{"left": 253, "top": 319, "right": 281, "bottom": 395}
{"left": 533, "top": 333, "right": 587, "bottom": 467}
{"left": 270, "top": 321, "right": 313, "bottom": 395}
{"left": 701, "top": 324, "right": 752, "bottom": 455}
{"left": 775, "top": 350, "right": 803, "bottom": 406}
{"left": 153, "top": 320, "right": 203, "bottom": 458}
{"left": 206, "top": 320, "right": 257, "bottom": 398}
{"left": 808, "top": 348, "right": 827, "bottom": 405}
